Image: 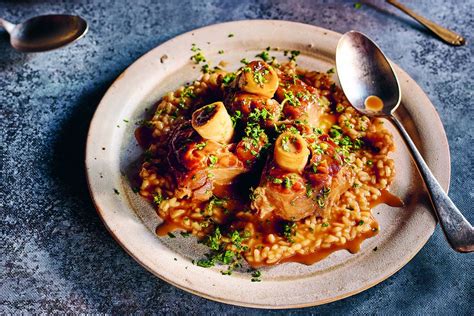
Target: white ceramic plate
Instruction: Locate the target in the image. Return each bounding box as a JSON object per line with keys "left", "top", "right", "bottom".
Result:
{"left": 85, "top": 20, "right": 450, "bottom": 308}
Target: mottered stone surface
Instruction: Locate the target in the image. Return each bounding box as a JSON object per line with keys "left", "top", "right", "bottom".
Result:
{"left": 1, "top": 0, "right": 472, "bottom": 314}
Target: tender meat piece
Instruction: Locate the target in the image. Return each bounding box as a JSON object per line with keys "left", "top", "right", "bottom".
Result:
{"left": 274, "top": 71, "right": 325, "bottom": 127}
{"left": 252, "top": 161, "right": 312, "bottom": 221}
{"left": 167, "top": 121, "right": 249, "bottom": 200}
{"left": 305, "top": 135, "right": 354, "bottom": 219}
{"left": 235, "top": 132, "right": 268, "bottom": 166}
{"left": 252, "top": 134, "right": 353, "bottom": 221}
{"left": 227, "top": 92, "right": 281, "bottom": 128}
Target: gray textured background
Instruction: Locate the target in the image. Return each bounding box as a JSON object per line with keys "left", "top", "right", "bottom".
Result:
{"left": 1, "top": 0, "right": 473, "bottom": 314}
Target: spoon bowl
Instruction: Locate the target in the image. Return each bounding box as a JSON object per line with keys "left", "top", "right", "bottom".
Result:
{"left": 0, "top": 14, "right": 88, "bottom": 52}
{"left": 336, "top": 31, "right": 474, "bottom": 253}
{"left": 336, "top": 31, "right": 400, "bottom": 116}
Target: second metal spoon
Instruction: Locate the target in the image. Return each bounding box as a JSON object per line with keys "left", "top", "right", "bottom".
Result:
{"left": 386, "top": 0, "right": 465, "bottom": 46}
{"left": 0, "top": 14, "right": 88, "bottom": 52}
{"left": 336, "top": 31, "right": 473, "bottom": 253}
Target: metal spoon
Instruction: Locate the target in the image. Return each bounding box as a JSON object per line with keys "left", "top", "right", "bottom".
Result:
{"left": 0, "top": 14, "right": 88, "bottom": 52}
{"left": 386, "top": 0, "right": 465, "bottom": 46}
{"left": 336, "top": 31, "right": 474, "bottom": 253}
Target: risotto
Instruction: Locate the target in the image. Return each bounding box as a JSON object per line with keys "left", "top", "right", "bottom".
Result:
{"left": 135, "top": 49, "right": 401, "bottom": 275}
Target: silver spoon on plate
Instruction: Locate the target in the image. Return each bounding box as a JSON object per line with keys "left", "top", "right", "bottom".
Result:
{"left": 0, "top": 14, "right": 88, "bottom": 52}
{"left": 336, "top": 31, "right": 473, "bottom": 253}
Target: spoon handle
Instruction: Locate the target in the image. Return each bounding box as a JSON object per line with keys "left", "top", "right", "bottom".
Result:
{"left": 386, "top": 0, "right": 466, "bottom": 46}
{"left": 389, "top": 115, "right": 474, "bottom": 252}
{"left": 0, "top": 18, "right": 15, "bottom": 33}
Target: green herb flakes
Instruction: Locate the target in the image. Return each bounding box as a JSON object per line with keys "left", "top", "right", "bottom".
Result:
{"left": 289, "top": 50, "right": 300, "bottom": 62}
{"left": 209, "top": 155, "right": 218, "bottom": 166}
{"left": 255, "top": 50, "right": 270, "bottom": 62}
{"left": 196, "top": 142, "right": 207, "bottom": 150}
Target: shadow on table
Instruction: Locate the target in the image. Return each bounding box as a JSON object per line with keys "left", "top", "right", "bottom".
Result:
{"left": 0, "top": 31, "right": 31, "bottom": 71}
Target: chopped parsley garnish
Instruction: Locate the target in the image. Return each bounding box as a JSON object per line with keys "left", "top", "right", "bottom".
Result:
{"left": 196, "top": 142, "right": 207, "bottom": 150}
{"left": 289, "top": 50, "right": 300, "bottom": 62}
{"left": 205, "top": 195, "right": 227, "bottom": 215}
{"left": 218, "top": 49, "right": 224, "bottom": 54}
{"left": 153, "top": 193, "right": 163, "bottom": 205}
{"left": 322, "top": 222, "right": 329, "bottom": 227}
{"left": 358, "top": 220, "right": 365, "bottom": 226}
{"left": 201, "top": 64, "right": 212, "bottom": 74}
{"left": 191, "top": 51, "right": 206, "bottom": 64}
{"left": 222, "top": 72, "right": 236, "bottom": 86}
{"left": 253, "top": 68, "right": 269, "bottom": 86}
{"left": 255, "top": 50, "right": 270, "bottom": 62}
{"left": 281, "top": 135, "right": 290, "bottom": 152}
{"left": 228, "top": 33, "right": 234, "bottom": 38}
{"left": 248, "top": 108, "right": 270, "bottom": 122}
{"left": 272, "top": 178, "right": 283, "bottom": 184}
{"left": 196, "top": 226, "right": 249, "bottom": 275}
{"left": 209, "top": 155, "right": 218, "bottom": 166}
{"left": 326, "top": 67, "right": 335, "bottom": 74}
{"left": 354, "top": 2, "right": 362, "bottom": 9}
{"left": 283, "top": 222, "right": 297, "bottom": 243}
{"left": 167, "top": 232, "right": 176, "bottom": 238}
{"left": 251, "top": 270, "right": 262, "bottom": 282}
{"left": 244, "top": 122, "right": 266, "bottom": 146}
{"left": 366, "top": 160, "right": 373, "bottom": 166}
{"left": 240, "top": 58, "right": 249, "bottom": 65}
{"left": 354, "top": 139, "right": 364, "bottom": 149}
{"left": 315, "top": 187, "right": 331, "bottom": 208}
{"left": 305, "top": 183, "right": 313, "bottom": 198}
{"left": 329, "top": 125, "right": 343, "bottom": 138}
{"left": 283, "top": 176, "right": 293, "bottom": 189}
{"left": 180, "top": 231, "right": 191, "bottom": 237}
{"left": 113, "top": 188, "right": 120, "bottom": 195}
{"left": 282, "top": 91, "right": 301, "bottom": 107}
{"left": 178, "top": 86, "right": 196, "bottom": 109}
{"left": 123, "top": 119, "right": 129, "bottom": 123}
{"left": 231, "top": 110, "right": 242, "bottom": 127}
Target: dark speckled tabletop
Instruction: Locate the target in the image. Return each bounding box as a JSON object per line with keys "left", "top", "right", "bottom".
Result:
{"left": 1, "top": 0, "right": 473, "bottom": 314}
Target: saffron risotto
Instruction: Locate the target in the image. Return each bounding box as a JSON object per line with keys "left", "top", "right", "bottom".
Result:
{"left": 136, "top": 55, "right": 397, "bottom": 274}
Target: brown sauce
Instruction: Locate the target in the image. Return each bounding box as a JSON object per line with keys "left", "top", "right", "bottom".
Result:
{"left": 370, "top": 189, "right": 404, "bottom": 208}
{"left": 282, "top": 231, "right": 378, "bottom": 266}
{"left": 364, "top": 95, "right": 384, "bottom": 112}
{"left": 155, "top": 221, "right": 184, "bottom": 236}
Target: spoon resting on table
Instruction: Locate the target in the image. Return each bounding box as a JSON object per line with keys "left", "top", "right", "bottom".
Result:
{"left": 336, "top": 31, "right": 474, "bottom": 253}
{"left": 386, "top": 0, "right": 465, "bottom": 46}
{"left": 0, "top": 14, "right": 88, "bottom": 52}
